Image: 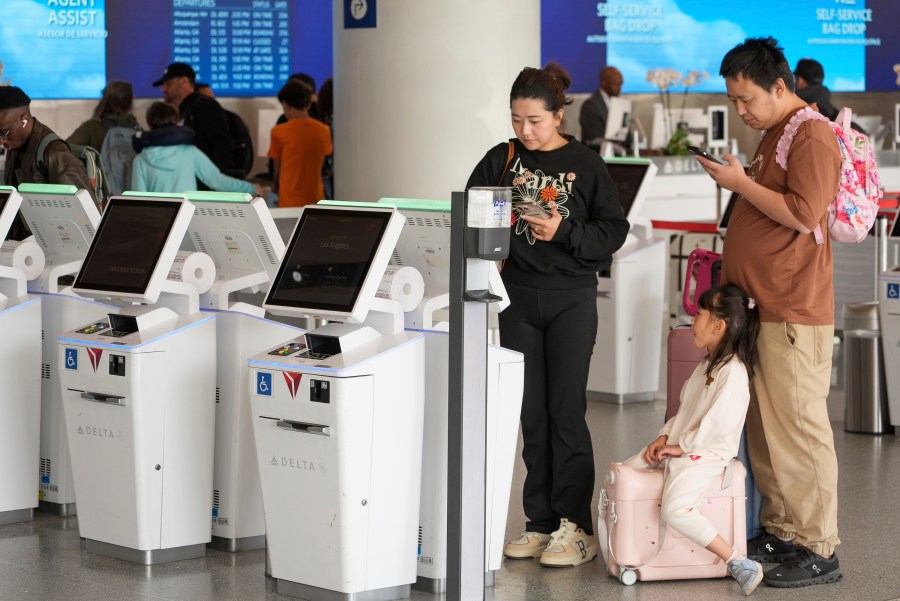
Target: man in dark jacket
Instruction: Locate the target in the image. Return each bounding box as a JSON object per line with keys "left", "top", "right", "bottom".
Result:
{"left": 0, "top": 86, "right": 95, "bottom": 198}
{"left": 793, "top": 58, "right": 867, "bottom": 135}
{"left": 793, "top": 59, "right": 839, "bottom": 122}
{"left": 152, "top": 62, "right": 239, "bottom": 177}
{"left": 0, "top": 86, "right": 96, "bottom": 239}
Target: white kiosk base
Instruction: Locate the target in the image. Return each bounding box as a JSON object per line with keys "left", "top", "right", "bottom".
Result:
{"left": 414, "top": 332, "right": 523, "bottom": 592}
{"left": 38, "top": 293, "right": 114, "bottom": 516}
{"left": 58, "top": 312, "right": 216, "bottom": 564}
{"left": 0, "top": 296, "right": 41, "bottom": 525}
{"left": 206, "top": 309, "right": 304, "bottom": 552}
{"left": 249, "top": 330, "right": 424, "bottom": 601}
{"left": 588, "top": 238, "right": 667, "bottom": 403}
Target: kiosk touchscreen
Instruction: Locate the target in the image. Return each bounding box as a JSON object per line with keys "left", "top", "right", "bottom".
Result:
{"left": 604, "top": 157, "right": 658, "bottom": 238}
{"left": 58, "top": 195, "right": 217, "bottom": 565}
{"left": 370, "top": 198, "right": 524, "bottom": 592}
{"left": 0, "top": 186, "right": 42, "bottom": 525}
{"left": 588, "top": 160, "right": 667, "bottom": 402}
{"left": 17, "top": 183, "right": 113, "bottom": 516}
{"left": 180, "top": 191, "right": 301, "bottom": 552}
{"left": 249, "top": 204, "right": 425, "bottom": 601}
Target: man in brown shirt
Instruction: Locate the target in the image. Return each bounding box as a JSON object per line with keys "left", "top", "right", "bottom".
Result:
{"left": 694, "top": 37, "right": 842, "bottom": 589}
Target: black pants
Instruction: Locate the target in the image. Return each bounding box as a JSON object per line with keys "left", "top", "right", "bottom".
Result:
{"left": 499, "top": 284, "right": 597, "bottom": 535}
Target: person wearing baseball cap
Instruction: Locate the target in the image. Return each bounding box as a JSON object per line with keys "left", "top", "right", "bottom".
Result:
{"left": 152, "top": 61, "right": 196, "bottom": 88}
{"left": 149, "top": 62, "right": 240, "bottom": 179}
{"left": 793, "top": 58, "right": 839, "bottom": 122}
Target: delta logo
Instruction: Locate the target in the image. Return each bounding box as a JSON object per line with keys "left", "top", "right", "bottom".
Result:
{"left": 283, "top": 372, "right": 302, "bottom": 399}
{"left": 87, "top": 348, "right": 103, "bottom": 372}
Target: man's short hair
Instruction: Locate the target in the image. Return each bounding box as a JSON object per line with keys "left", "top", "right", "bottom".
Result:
{"left": 0, "top": 86, "right": 31, "bottom": 110}
{"left": 719, "top": 36, "right": 795, "bottom": 92}
{"left": 277, "top": 80, "right": 313, "bottom": 111}
{"left": 794, "top": 59, "right": 825, "bottom": 86}
{"left": 146, "top": 101, "right": 181, "bottom": 129}
{"left": 288, "top": 73, "right": 316, "bottom": 92}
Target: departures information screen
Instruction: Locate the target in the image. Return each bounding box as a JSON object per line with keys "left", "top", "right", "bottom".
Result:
{"left": 172, "top": 0, "right": 291, "bottom": 95}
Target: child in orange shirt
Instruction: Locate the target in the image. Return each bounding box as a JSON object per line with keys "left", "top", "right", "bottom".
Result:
{"left": 267, "top": 80, "right": 333, "bottom": 207}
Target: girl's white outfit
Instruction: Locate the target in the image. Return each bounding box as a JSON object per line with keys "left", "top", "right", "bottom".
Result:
{"left": 625, "top": 355, "right": 750, "bottom": 546}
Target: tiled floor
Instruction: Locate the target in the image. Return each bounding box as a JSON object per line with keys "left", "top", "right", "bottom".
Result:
{"left": 1, "top": 347, "right": 899, "bottom": 601}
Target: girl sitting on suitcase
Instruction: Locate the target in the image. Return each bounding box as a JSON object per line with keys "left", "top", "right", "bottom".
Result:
{"left": 626, "top": 284, "right": 762, "bottom": 595}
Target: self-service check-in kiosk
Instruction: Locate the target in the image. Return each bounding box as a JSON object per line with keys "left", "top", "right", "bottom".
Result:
{"left": 248, "top": 205, "right": 425, "bottom": 601}
{"left": 357, "top": 198, "right": 523, "bottom": 592}
{"left": 0, "top": 186, "right": 43, "bottom": 525}
{"left": 57, "top": 196, "right": 217, "bottom": 564}
{"left": 179, "top": 191, "right": 302, "bottom": 551}
{"left": 587, "top": 158, "right": 667, "bottom": 402}
{"left": 17, "top": 183, "right": 114, "bottom": 516}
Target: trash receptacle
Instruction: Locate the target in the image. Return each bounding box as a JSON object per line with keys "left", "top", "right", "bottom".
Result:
{"left": 843, "top": 302, "right": 891, "bottom": 434}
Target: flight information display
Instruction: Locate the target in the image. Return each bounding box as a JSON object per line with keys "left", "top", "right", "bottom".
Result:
{"left": 0, "top": 0, "right": 331, "bottom": 99}
{"left": 171, "top": 0, "right": 291, "bottom": 95}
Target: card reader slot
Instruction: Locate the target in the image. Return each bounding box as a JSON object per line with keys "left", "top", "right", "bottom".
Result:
{"left": 78, "top": 390, "right": 127, "bottom": 407}
{"left": 275, "top": 419, "right": 330, "bottom": 437}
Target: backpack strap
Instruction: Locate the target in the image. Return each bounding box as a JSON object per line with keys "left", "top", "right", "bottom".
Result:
{"left": 775, "top": 108, "right": 835, "bottom": 245}
{"left": 35, "top": 132, "right": 65, "bottom": 172}
{"left": 775, "top": 107, "right": 828, "bottom": 171}
{"left": 497, "top": 141, "right": 515, "bottom": 186}
{"left": 836, "top": 106, "right": 853, "bottom": 132}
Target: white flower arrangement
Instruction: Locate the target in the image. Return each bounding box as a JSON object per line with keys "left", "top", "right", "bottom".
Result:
{"left": 647, "top": 68, "right": 709, "bottom": 153}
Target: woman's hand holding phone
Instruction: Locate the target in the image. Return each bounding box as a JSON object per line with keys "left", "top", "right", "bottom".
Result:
{"left": 518, "top": 200, "right": 561, "bottom": 241}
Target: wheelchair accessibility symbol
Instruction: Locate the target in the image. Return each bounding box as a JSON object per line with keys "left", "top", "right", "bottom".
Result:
{"left": 65, "top": 348, "right": 78, "bottom": 371}
{"left": 888, "top": 283, "right": 900, "bottom": 299}
{"left": 257, "top": 372, "right": 273, "bottom": 397}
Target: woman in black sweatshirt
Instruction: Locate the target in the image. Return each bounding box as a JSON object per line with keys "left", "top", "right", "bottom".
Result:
{"left": 466, "top": 62, "right": 629, "bottom": 568}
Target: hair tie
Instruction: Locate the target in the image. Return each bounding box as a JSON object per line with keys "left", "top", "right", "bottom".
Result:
{"left": 748, "top": 298, "right": 757, "bottom": 310}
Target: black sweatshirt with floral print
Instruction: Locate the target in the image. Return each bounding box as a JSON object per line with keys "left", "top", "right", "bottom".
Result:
{"left": 466, "top": 135, "right": 629, "bottom": 289}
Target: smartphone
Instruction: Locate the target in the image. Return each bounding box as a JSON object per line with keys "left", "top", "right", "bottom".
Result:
{"left": 687, "top": 145, "right": 725, "bottom": 165}
{"left": 515, "top": 201, "right": 551, "bottom": 220}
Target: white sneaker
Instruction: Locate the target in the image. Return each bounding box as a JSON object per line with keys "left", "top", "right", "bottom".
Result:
{"left": 503, "top": 532, "right": 552, "bottom": 559}
{"left": 539, "top": 519, "right": 597, "bottom": 567}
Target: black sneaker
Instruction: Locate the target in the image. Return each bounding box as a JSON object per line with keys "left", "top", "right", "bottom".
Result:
{"left": 747, "top": 530, "right": 797, "bottom": 563}
{"left": 763, "top": 547, "right": 842, "bottom": 588}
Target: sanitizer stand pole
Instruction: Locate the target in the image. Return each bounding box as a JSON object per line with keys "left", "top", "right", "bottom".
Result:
{"left": 447, "top": 190, "right": 487, "bottom": 601}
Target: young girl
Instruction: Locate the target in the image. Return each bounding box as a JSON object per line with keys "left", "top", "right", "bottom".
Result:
{"left": 625, "top": 284, "right": 762, "bottom": 595}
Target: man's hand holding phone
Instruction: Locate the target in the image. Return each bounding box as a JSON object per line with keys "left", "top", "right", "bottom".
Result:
{"left": 689, "top": 146, "right": 749, "bottom": 196}
{"left": 688, "top": 145, "right": 725, "bottom": 165}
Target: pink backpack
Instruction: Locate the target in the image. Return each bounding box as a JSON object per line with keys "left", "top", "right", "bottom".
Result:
{"left": 775, "top": 106, "right": 882, "bottom": 244}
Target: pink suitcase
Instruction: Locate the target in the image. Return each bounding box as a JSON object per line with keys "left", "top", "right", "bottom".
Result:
{"left": 598, "top": 461, "right": 747, "bottom": 586}
{"left": 667, "top": 248, "right": 721, "bottom": 419}
{"left": 666, "top": 326, "right": 708, "bottom": 421}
